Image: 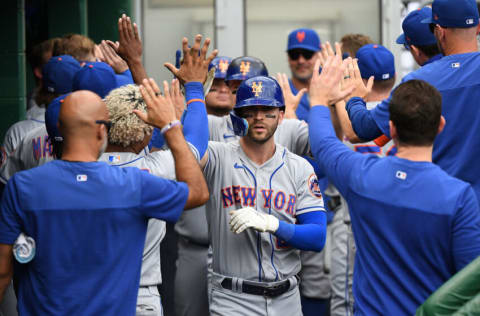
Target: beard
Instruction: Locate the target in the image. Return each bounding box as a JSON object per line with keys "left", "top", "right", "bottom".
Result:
{"left": 246, "top": 120, "right": 278, "bottom": 144}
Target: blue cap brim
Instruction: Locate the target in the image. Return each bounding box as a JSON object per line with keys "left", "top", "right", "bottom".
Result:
{"left": 421, "top": 16, "right": 433, "bottom": 24}
{"left": 396, "top": 34, "right": 406, "bottom": 44}
{"left": 236, "top": 98, "right": 284, "bottom": 108}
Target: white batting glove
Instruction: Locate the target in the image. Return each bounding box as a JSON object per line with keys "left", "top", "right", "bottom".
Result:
{"left": 229, "top": 207, "right": 279, "bottom": 234}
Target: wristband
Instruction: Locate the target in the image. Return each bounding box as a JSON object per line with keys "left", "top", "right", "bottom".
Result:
{"left": 160, "top": 120, "right": 181, "bottom": 135}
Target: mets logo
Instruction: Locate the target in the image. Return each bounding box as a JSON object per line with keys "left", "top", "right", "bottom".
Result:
{"left": 296, "top": 31, "right": 306, "bottom": 43}
{"left": 240, "top": 61, "right": 250, "bottom": 76}
{"left": 219, "top": 59, "right": 229, "bottom": 73}
{"left": 308, "top": 174, "right": 323, "bottom": 199}
{"left": 251, "top": 82, "right": 263, "bottom": 96}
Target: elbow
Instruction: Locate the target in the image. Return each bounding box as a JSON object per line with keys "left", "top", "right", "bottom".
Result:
{"left": 185, "top": 182, "right": 210, "bottom": 210}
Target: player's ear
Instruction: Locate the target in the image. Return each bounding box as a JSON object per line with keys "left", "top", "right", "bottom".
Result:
{"left": 278, "top": 109, "right": 284, "bottom": 124}
{"left": 437, "top": 115, "right": 446, "bottom": 135}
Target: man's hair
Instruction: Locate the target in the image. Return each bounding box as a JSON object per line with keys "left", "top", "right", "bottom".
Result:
{"left": 28, "top": 38, "right": 61, "bottom": 72}
{"left": 52, "top": 34, "right": 95, "bottom": 61}
{"left": 414, "top": 43, "right": 440, "bottom": 58}
{"left": 340, "top": 34, "right": 374, "bottom": 57}
{"left": 104, "top": 84, "right": 154, "bottom": 147}
{"left": 389, "top": 79, "right": 442, "bottom": 146}
{"left": 373, "top": 77, "right": 396, "bottom": 92}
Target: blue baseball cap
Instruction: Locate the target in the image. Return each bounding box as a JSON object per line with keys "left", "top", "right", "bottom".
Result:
{"left": 209, "top": 56, "right": 233, "bottom": 79}
{"left": 397, "top": 7, "right": 438, "bottom": 46}
{"left": 42, "top": 55, "right": 81, "bottom": 94}
{"left": 421, "top": 0, "right": 479, "bottom": 28}
{"left": 287, "top": 28, "right": 321, "bottom": 52}
{"left": 45, "top": 94, "right": 70, "bottom": 142}
{"left": 72, "top": 62, "right": 118, "bottom": 98}
{"left": 356, "top": 44, "right": 395, "bottom": 81}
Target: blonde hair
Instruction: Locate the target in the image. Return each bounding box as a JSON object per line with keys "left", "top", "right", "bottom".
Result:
{"left": 104, "top": 84, "right": 153, "bottom": 147}
{"left": 53, "top": 34, "right": 95, "bottom": 61}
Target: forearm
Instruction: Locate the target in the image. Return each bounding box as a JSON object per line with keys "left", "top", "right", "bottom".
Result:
{"left": 182, "top": 82, "right": 209, "bottom": 158}
{"left": 274, "top": 212, "right": 327, "bottom": 251}
{"left": 0, "top": 245, "right": 13, "bottom": 303}
{"left": 163, "top": 127, "right": 209, "bottom": 209}
{"left": 126, "top": 58, "right": 148, "bottom": 85}
{"left": 329, "top": 103, "right": 344, "bottom": 140}
{"left": 335, "top": 100, "right": 363, "bottom": 142}
{"left": 346, "top": 97, "right": 382, "bottom": 141}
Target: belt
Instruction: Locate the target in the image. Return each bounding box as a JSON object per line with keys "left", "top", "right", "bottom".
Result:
{"left": 221, "top": 278, "right": 291, "bottom": 297}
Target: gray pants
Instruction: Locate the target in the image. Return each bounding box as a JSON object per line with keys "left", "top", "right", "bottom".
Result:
{"left": 329, "top": 197, "right": 356, "bottom": 316}
{"left": 136, "top": 285, "right": 163, "bottom": 316}
{"left": 209, "top": 272, "right": 302, "bottom": 316}
{"left": 174, "top": 237, "right": 210, "bottom": 316}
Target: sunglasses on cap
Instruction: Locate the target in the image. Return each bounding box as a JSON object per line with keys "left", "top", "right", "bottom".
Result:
{"left": 288, "top": 49, "right": 315, "bottom": 61}
{"left": 95, "top": 120, "right": 112, "bottom": 133}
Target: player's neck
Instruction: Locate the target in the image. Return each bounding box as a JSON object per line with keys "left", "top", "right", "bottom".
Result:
{"left": 365, "top": 90, "right": 390, "bottom": 103}
{"left": 291, "top": 77, "right": 310, "bottom": 91}
{"left": 106, "top": 143, "right": 142, "bottom": 154}
{"left": 239, "top": 137, "right": 276, "bottom": 165}
{"left": 443, "top": 39, "right": 478, "bottom": 56}
{"left": 61, "top": 142, "right": 100, "bottom": 162}
{"left": 394, "top": 144, "right": 433, "bottom": 162}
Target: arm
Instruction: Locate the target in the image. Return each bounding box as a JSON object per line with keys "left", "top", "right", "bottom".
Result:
{"left": 0, "top": 244, "right": 13, "bottom": 302}
{"left": 136, "top": 78, "right": 209, "bottom": 209}
{"left": 275, "top": 211, "right": 326, "bottom": 251}
{"left": 452, "top": 186, "right": 480, "bottom": 271}
{"left": 346, "top": 97, "right": 384, "bottom": 141}
{"left": 329, "top": 102, "right": 344, "bottom": 140}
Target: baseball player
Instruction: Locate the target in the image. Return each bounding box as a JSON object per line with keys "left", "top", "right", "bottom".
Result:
{"left": 327, "top": 42, "right": 397, "bottom": 316}
{"left": 308, "top": 47, "right": 480, "bottom": 316}
{"left": 0, "top": 61, "right": 126, "bottom": 184}
{"left": 225, "top": 56, "right": 268, "bottom": 96}
{"left": 396, "top": 7, "right": 442, "bottom": 67}
{"left": 200, "top": 76, "right": 326, "bottom": 316}
{"left": 173, "top": 56, "right": 233, "bottom": 316}
{"left": 341, "top": 0, "right": 480, "bottom": 201}
{"left": 0, "top": 55, "right": 80, "bottom": 164}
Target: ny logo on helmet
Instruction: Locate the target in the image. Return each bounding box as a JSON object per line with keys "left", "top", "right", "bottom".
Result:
{"left": 240, "top": 61, "right": 250, "bottom": 76}
{"left": 219, "top": 59, "right": 229, "bottom": 73}
{"left": 252, "top": 82, "right": 263, "bottom": 97}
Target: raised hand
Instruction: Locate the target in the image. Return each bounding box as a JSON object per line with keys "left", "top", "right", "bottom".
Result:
{"left": 276, "top": 73, "right": 306, "bottom": 119}
{"left": 164, "top": 34, "right": 218, "bottom": 84}
{"left": 99, "top": 40, "right": 128, "bottom": 74}
{"left": 343, "top": 58, "right": 374, "bottom": 100}
{"left": 309, "top": 42, "right": 354, "bottom": 107}
{"left": 116, "top": 14, "right": 142, "bottom": 63}
{"left": 135, "top": 78, "right": 177, "bottom": 130}
{"left": 171, "top": 79, "right": 186, "bottom": 120}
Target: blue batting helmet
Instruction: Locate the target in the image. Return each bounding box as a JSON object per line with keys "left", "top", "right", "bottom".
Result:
{"left": 225, "top": 56, "right": 269, "bottom": 82}
{"left": 208, "top": 56, "right": 233, "bottom": 79}
{"left": 234, "top": 76, "right": 284, "bottom": 112}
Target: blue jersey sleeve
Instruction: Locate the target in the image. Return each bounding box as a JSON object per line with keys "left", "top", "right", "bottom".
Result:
{"left": 0, "top": 178, "right": 22, "bottom": 244}
{"left": 452, "top": 186, "right": 480, "bottom": 271}
{"left": 140, "top": 171, "right": 189, "bottom": 223}
{"left": 274, "top": 211, "right": 326, "bottom": 251}
{"left": 346, "top": 97, "right": 385, "bottom": 140}
{"left": 308, "top": 106, "right": 366, "bottom": 196}
{"left": 183, "top": 82, "right": 209, "bottom": 158}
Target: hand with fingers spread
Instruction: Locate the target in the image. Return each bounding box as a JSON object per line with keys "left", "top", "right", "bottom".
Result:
{"left": 171, "top": 79, "right": 186, "bottom": 120}
{"left": 135, "top": 78, "right": 178, "bottom": 130}
{"left": 276, "top": 73, "right": 306, "bottom": 119}
{"left": 116, "top": 14, "right": 142, "bottom": 63}
{"left": 343, "top": 58, "right": 374, "bottom": 101}
{"left": 164, "top": 34, "right": 218, "bottom": 85}
{"left": 229, "top": 207, "right": 279, "bottom": 234}
{"left": 309, "top": 42, "right": 354, "bottom": 107}
{"left": 99, "top": 40, "right": 128, "bottom": 74}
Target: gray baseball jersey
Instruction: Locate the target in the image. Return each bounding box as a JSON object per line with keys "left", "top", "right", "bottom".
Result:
{"left": 0, "top": 125, "right": 53, "bottom": 184}
{"left": 203, "top": 140, "right": 325, "bottom": 281}
{"left": 98, "top": 144, "right": 199, "bottom": 287}
{"left": 1, "top": 108, "right": 45, "bottom": 158}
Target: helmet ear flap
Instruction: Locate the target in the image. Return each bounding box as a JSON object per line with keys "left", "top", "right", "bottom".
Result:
{"left": 230, "top": 112, "right": 249, "bottom": 136}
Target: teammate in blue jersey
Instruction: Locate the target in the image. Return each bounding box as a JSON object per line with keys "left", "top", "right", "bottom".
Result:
{"left": 341, "top": 0, "right": 480, "bottom": 200}
{"left": 307, "top": 51, "right": 480, "bottom": 316}
{"left": 0, "top": 82, "right": 209, "bottom": 314}
{"left": 286, "top": 28, "right": 321, "bottom": 121}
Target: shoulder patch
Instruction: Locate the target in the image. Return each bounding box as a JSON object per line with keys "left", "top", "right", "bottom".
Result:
{"left": 308, "top": 173, "right": 323, "bottom": 199}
